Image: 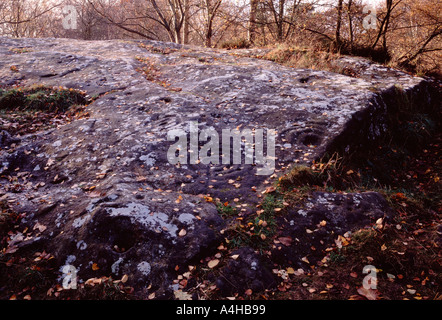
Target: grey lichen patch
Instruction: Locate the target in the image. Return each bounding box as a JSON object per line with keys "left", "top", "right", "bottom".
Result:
{"left": 106, "top": 203, "right": 179, "bottom": 238}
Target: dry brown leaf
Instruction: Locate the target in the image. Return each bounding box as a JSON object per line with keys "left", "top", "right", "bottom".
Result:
{"left": 357, "top": 287, "right": 378, "bottom": 300}
{"left": 262, "top": 186, "right": 276, "bottom": 194}
{"left": 174, "top": 290, "right": 192, "bottom": 300}
{"left": 33, "top": 222, "right": 47, "bottom": 233}
{"left": 207, "top": 259, "right": 219, "bottom": 269}
{"left": 294, "top": 268, "right": 304, "bottom": 276}
{"left": 278, "top": 236, "right": 293, "bottom": 246}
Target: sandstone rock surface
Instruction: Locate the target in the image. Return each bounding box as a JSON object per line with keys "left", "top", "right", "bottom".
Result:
{"left": 0, "top": 37, "right": 435, "bottom": 298}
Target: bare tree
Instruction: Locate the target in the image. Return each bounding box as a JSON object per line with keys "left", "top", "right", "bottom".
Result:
{"left": 248, "top": 0, "right": 258, "bottom": 43}
{"left": 88, "top": 0, "right": 187, "bottom": 43}
{"left": 0, "top": 0, "right": 61, "bottom": 37}
{"left": 335, "top": 0, "right": 344, "bottom": 48}
{"left": 201, "top": 0, "right": 222, "bottom": 47}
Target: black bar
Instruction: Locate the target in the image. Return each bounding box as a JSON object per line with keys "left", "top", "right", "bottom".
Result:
{"left": 0, "top": 300, "right": 439, "bottom": 318}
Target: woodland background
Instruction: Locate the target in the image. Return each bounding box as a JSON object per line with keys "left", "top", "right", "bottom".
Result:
{"left": 0, "top": 0, "right": 440, "bottom": 78}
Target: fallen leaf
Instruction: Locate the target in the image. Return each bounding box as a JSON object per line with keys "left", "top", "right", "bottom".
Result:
{"left": 92, "top": 263, "right": 99, "bottom": 271}
{"left": 278, "top": 236, "right": 293, "bottom": 246}
{"left": 47, "top": 287, "right": 54, "bottom": 296}
{"left": 245, "top": 289, "right": 253, "bottom": 296}
{"left": 178, "top": 229, "right": 187, "bottom": 237}
{"left": 121, "top": 274, "right": 128, "bottom": 283}
{"left": 207, "top": 259, "right": 219, "bottom": 269}
{"left": 357, "top": 287, "right": 378, "bottom": 300}
{"left": 33, "top": 222, "right": 47, "bottom": 233}
{"left": 262, "top": 186, "right": 276, "bottom": 194}
{"left": 174, "top": 289, "right": 192, "bottom": 300}
{"left": 335, "top": 235, "right": 349, "bottom": 248}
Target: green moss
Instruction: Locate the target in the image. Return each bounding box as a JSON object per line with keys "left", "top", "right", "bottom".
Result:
{"left": 0, "top": 85, "right": 87, "bottom": 112}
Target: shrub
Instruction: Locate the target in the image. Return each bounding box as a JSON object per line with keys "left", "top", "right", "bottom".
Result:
{"left": 220, "top": 38, "right": 251, "bottom": 49}
{"left": 0, "top": 85, "right": 87, "bottom": 112}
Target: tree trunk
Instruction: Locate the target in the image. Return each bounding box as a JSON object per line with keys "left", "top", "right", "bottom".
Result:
{"left": 372, "top": 0, "right": 393, "bottom": 49}
{"left": 277, "top": 0, "right": 285, "bottom": 41}
{"left": 347, "top": 0, "right": 354, "bottom": 52}
{"left": 335, "top": 0, "right": 344, "bottom": 49}
{"left": 248, "top": 0, "right": 258, "bottom": 44}
{"left": 205, "top": 12, "right": 213, "bottom": 47}
{"left": 183, "top": 0, "right": 190, "bottom": 44}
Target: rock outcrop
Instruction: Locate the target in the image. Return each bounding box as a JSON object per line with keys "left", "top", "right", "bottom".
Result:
{"left": 0, "top": 37, "right": 437, "bottom": 298}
